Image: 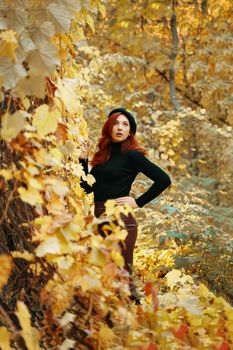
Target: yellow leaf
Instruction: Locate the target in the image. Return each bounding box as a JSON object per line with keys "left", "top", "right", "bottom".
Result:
{"left": 59, "top": 339, "right": 76, "bottom": 350}
{"left": 0, "top": 30, "right": 18, "bottom": 60}
{"left": 26, "top": 175, "right": 43, "bottom": 191}
{"left": 11, "top": 251, "right": 34, "bottom": 261}
{"left": 22, "top": 97, "right": 30, "bottom": 110}
{"left": 79, "top": 274, "right": 102, "bottom": 292}
{"left": 43, "top": 178, "right": 69, "bottom": 197}
{"left": 60, "top": 140, "right": 76, "bottom": 156}
{"left": 111, "top": 250, "right": 124, "bottom": 268}
{"left": 35, "top": 148, "right": 63, "bottom": 166}
{"left": 111, "top": 226, "right": 127, "bottom": 240}
{"left": 165, "top": 269, "right": 182, "bottom": 289}
{"left": 58, "top": 312, "right": 75, "bottom": 327}
{"left": 36, "top": 237, "right": 61, "bottom": 257}
{"left": 18, "top": 186, "right": 43, "bottom": 206}
{"left": 53, "top": 256, "right": 74, "bottom": 270}
{"left": 99, "top": 325, "right": 115, "bottom": 343}
{"left": 56, "top": 79, "right": 78, "bottom": 114}
{"left": 98, "top": 3, "right": 106, "bottom": 18}
{"left": 105, "top": 199, "right": 117, "bottom": 216}
{"left": 32, "top": 105, "right": 60, "bottom": 137}
{"left": 0, "top": 255, "right": 12, "bottom": 290}
{"left": 1, "top": 111, "right": 26, "bottom": 142}
{"left": 16, "top": 301, "right": 41, "bottom": 350}
{"left": 0, "top": 169, "right": 13, "bottom": 180}
{"left": 86, "top": 14, "right": 95, "bottom": 33}
{"left": 198, "top": 283, "right": 213, "bottom": 299}
{"left": 0, "top": 327, "right": 12, "bottom": 350}
{"left": 27, "top": 164, "right": 40, "bottom": 176}
{"left": 177, "top": 288, "right": 203, "bottom": 315}
{"left": 89, "top": 247, "right": 106, "bottom": 267}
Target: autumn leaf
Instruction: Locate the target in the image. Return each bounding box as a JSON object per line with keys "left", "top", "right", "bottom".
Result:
{"left": 111, "top": 250, "right": 124, "bottom": 268}
{"left": 0, "top": 30, "right": 18, "bottom": 60}
{"left": 32, "top": 104, "right": 60, "bottom": 137}
{"left": 98, "top": 3, "right": 106, "bottom": 18}
{"left": 144, "top": 282, "right": 153, "bottom": 296}
{"left": 141, "top": 343, "right": 157, "bottom": 350}
{"left": 172, "top": 323, "right": 189, "bottom": 340}
{"left": 1, "top": 111, "right": 26, "bottom": 142}
{"left": 11, "top": 251, "right": 34, "bottom": 261}
{"left": 55, "top": 123, "right": 68, "bottom": 143}
{"left": 0, "top": 327, "right": 12, "bottom": 350}
{"left": 36, "top": 237, "right": 61, "bottom": 257}
{"left": 165, "top": 269, "right": 182, "bottom": 289}
{"left": 214, "top": 342, "right": 230, "bottom": 350}
{"left": 56, "top": 78, "right": 79, "bottom": 114}
{"left": 0, "top": 255, "right": 12, "bottom": 290}
{"left": 0, "top": 58, "right": 26, "bottom": 89}
{"left": 18, "top": 186, "right": 43, "bottom": 206}
{"left": 16, "top": 301, "right": 41, "bottom": 350}
{"left": 99, "top": 325, "right": 115, "bottom": 343}
{"left": 59, "top": 339, "right": 76, "bottom": 350}
{"left": 0, "top": 169, "right": 13, "bottom": 181}
{"left": 86, "top": 14, "right": 95, "bottom": 33}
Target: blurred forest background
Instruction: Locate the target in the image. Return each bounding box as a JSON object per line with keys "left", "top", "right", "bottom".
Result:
{"left": 0, "top": 1, "right": 233, "bottom": 349}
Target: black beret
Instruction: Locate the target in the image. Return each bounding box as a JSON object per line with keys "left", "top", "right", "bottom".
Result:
{"left": 108, "top": 107, "right": 137, "bottom": 134}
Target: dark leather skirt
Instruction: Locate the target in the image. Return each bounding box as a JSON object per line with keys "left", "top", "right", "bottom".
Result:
{"left": 94, "top": 201, "right": 138, "bottom": 275}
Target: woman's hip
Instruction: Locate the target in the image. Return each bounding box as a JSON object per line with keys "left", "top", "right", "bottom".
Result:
{"left": 94, "top": 201, "right": 137, "bottom": 229}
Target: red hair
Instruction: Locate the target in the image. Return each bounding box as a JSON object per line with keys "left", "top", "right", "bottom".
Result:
{"left": 91, "top": 113, "right": 146, "bottom": 166}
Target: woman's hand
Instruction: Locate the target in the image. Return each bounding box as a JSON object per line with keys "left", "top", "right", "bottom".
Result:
{"left": 115, "top": 196, "right": 139, "bottom": 208}
{"left": 80, "top": 140, "right": 89, "bottom": 159}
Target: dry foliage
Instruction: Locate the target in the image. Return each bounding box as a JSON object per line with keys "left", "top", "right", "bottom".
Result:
{"left": 0, "top": 1, "right": 233, "bottom": 349}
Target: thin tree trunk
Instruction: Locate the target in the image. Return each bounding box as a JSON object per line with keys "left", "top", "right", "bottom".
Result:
{"left": 169, "top": 8, "right": 180, "bottom": 111}
{"left": 201, "top": 0, "right": 208, "bottom": 16}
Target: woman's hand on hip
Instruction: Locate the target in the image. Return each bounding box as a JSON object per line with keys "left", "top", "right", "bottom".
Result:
{"left": 115, "top": 196, "right": 139, "bottom": 208}
{"left": 80, "top": 140, "right": 89, "bottom": 159}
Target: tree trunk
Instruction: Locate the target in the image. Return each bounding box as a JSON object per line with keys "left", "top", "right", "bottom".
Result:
{"left": 169, "top": 10, "right": 180, "bottom": 111}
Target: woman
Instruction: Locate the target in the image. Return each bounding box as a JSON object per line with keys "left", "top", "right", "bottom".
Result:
{"left": 80, "top": 108, "right": 171, "bottom": 296}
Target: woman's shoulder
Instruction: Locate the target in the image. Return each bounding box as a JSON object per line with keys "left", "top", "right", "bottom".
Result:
{"left": 125, "top": 149, "right": 146, "bottom": 159}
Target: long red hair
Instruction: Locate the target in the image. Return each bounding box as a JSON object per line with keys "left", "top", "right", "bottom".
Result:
{"left": 91, "top": 113, "right": 146, "bottom": 166}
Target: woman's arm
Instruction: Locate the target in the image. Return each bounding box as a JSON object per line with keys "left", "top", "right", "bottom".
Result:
{"left": 128, "top": 150, "right": 171, "bottom": 207}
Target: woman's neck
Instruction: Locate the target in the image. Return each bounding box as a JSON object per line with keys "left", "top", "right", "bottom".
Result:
{"left": 110, "top": 141, "right": 122, "bottom": 153}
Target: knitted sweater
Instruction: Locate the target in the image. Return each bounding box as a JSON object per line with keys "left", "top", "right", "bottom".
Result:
{"left": 80, "top": 142, "right": 171, "bottom": 207}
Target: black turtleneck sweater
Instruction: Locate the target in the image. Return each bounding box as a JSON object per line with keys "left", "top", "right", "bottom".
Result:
{"left": 80, "top": 142, "right": 171, "bottom": 208}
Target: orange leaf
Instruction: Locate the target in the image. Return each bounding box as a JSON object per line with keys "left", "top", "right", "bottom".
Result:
{"left": 136, "top": 304, "right": 143, "bottom": 314}
{"left": 172, "top": 323, "right": 189, "bottom": 340}
{"left": 216, "top": 319, "right": 225, "bottom": 338}
{"left": 45, "top": 77, "right": 57, "bottom": 97}
{"left": 144, "top": 282, "right": 153, "bottom": 296}
{"left": 55, "top": 123, "right": 68, "bottom": 143}
{"left": 216, "top": 342, "right": 230, "bottom": 350}
{"left": 151, "top": 289, "right": 159, "bottom": 312}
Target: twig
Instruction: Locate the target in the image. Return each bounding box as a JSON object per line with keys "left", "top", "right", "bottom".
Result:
{"left": 84, "top": 295, "right": 93, "bottom": 323}
{"left": 0, "top": 181, "right": 18, "bottom": 225}
{"left": 0, "top": 304, "right": 18, "bottom": 332}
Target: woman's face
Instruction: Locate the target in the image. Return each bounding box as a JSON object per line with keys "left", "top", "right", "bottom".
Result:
{"left": 110, "top": 114, "right": 130, "bottom": 143}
